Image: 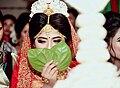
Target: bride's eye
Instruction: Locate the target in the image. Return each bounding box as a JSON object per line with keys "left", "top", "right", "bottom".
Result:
{"left": 37, "top": 40, "right": 46, "bottom": 43}
{"left": 37, "top": 37, "right": 47, "bottom": 43}
{"left": 53, "top": 39, "right": 61, "bottom": 43}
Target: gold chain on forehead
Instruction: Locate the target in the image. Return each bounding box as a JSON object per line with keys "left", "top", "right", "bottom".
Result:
{"left": 34, "top": 4, "right": 66, "bottom": 39}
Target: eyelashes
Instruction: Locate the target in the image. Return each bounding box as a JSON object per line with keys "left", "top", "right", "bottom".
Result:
{"left": 53, "top": 39, "right": 61, "bottom": 43}
{"left": 37, "top": 40, "right": 46, "bottom": 43}
{"left": 37, "top": 39, "right": 62, "bottom": 43}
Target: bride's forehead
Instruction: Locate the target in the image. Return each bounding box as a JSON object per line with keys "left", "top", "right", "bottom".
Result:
{"left": 36, "top": 30, "right": 63, "bottom": 38}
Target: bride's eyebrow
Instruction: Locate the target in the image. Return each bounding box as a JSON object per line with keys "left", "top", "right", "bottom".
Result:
{"left": 38, "top": 37, "right": 47, "bottom": 40}
{"left": 52, "top": 36, "right": 62, "bottom": 39}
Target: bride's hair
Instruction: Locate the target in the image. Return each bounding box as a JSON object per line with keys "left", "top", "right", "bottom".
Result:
{"left": 29, "top": 13, "right": 71, "bottom": 45}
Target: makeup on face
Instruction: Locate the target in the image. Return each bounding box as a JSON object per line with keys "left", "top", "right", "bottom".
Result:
{"left": 34, "top": 30, "right": 65, "bottom": 49}
{"left": 37, "top": 36, "right": 63, "bottom": 44}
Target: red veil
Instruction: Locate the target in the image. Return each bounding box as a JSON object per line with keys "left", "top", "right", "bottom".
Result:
{"left": 10, "top": 20, "right": 80, "bottom": 88}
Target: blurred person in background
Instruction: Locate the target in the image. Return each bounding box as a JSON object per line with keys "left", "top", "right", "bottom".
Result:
{"left": 3, "top": 14, "right": 18, "bottom": 46}
{"left": 0, "top": 10, "right": 17, "bottom": 88}
{"left": 68, "top": 7, "right": 79, "bottom": 32}
{"left": 15, "top": 12, "right": 30, "bottom": 53}
{"left": 104, "top": 11, "right": 120, "bottom": 70}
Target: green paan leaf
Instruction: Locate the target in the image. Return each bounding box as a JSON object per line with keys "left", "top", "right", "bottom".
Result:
{"left": 28, "top": 41, "right": 72, "bottom": 72}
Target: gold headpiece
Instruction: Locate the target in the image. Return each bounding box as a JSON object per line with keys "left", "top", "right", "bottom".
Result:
{"left": 30, "top": 0, "right": 69, "bottom": 18}
{"left": 30, "top": 0, "right": 68, "bottom": 39}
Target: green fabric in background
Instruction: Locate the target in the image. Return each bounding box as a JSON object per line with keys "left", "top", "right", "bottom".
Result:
{"left": 102, "top": 1, "right": 111, "bottom": 14}
{"left": 102, "top": 0, "right": 120, "bottom": 14}
{"left": 118, "top": 0, "right": 120, "bottom": 13}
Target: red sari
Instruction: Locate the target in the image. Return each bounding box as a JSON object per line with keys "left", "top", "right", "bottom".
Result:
{"left": 10, "top": 52, "right": 79, "bottom": 88}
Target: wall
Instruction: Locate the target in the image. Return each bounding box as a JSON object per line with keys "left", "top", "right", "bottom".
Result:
{"left": 0, "top": 0, "right": 29, "bottom": 18}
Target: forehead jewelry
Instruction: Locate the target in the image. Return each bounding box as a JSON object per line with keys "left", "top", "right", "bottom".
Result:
{"left": 33, "top": 2, "right": 66, "bottom": 39}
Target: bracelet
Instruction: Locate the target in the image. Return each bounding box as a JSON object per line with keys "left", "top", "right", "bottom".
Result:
{"left": 57, "top": 70, "right": 68, "bottom": 80}
{"left": 34, "top": 74, "right": 49, "bottom": 84}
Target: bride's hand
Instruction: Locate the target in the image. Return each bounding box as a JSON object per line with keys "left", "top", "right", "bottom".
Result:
{"left": 42, "top": 60, "right": 58, "bottom": 88}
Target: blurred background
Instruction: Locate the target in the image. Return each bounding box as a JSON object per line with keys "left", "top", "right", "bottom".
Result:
{"left": 0, "top": 0, "right": 35, "bottom": 18}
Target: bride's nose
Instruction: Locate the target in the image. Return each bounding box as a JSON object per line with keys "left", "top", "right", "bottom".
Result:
{"left": 47, "top": 41, "right": 52, "bottom": 49}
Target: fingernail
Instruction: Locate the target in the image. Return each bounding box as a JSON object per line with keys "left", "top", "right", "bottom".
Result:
{"left": 50, "top": 60, "right": 53, "bottom": 62}
{"left": 56, "top": 62, "right": 58, "bottom": 65}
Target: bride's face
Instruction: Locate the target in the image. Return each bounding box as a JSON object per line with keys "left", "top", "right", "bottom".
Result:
{"left": 34, "top": 30, "right": 65, "bottom": 49}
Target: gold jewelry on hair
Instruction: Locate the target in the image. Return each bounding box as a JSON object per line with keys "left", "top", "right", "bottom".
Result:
{"left": 34, "top": 3, "right": 66, "bottom": 39}
{"left": 34, "top": 24, "right": 66, "bottom": 39}
{"left": 44, "top": 3, "right": 53, "bottom": 17}
{"left": 30, "top": 0, "right": 69, "bottom": 18}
